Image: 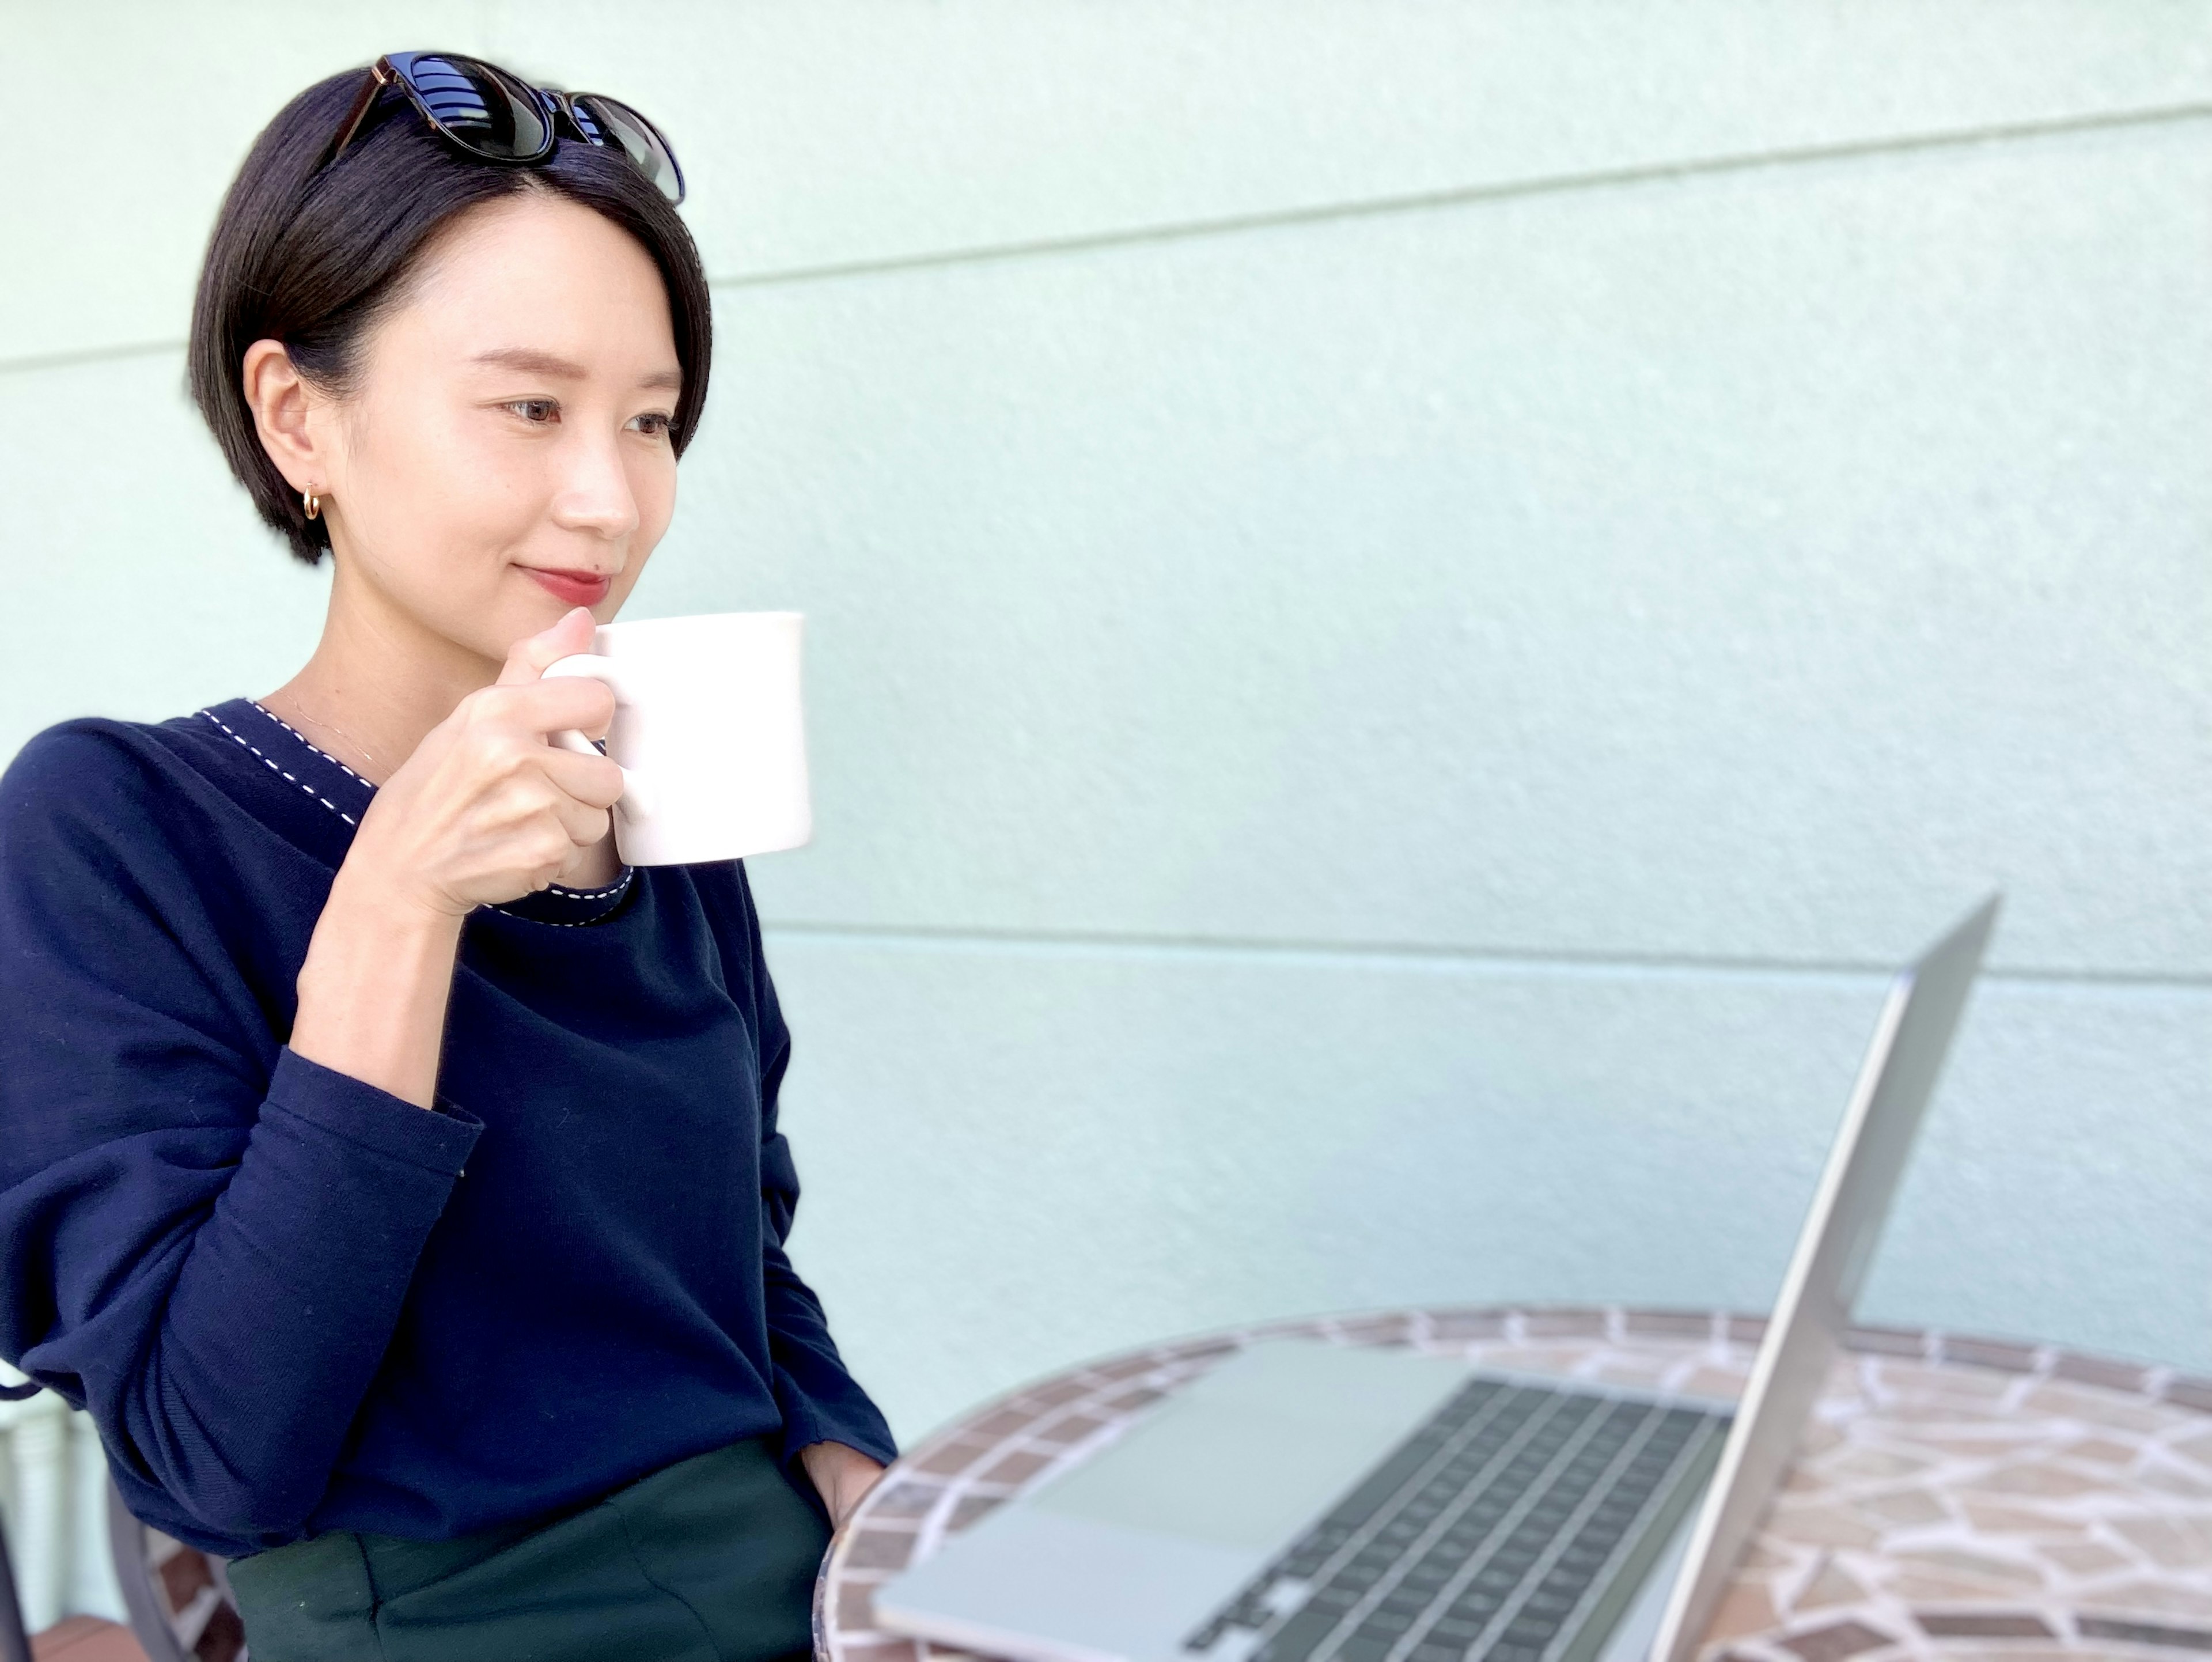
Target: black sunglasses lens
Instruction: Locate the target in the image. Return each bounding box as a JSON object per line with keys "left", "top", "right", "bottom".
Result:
{"left": 571, "top": 94, "right": 685, "bottom": 203}
{"left": 399, "top": 54, "right": 551, "bottom": 161}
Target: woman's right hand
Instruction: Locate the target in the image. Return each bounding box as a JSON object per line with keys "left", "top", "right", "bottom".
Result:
{"left": 343, "top": 608, "right": 627, "bottom": 919}
{"left": 290, "top": 607, "right": 626, "bottom": 1107}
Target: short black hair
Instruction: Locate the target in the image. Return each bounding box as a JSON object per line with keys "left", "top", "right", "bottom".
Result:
{"left": 189, "top": 66, "right": 713, "bottom": 565}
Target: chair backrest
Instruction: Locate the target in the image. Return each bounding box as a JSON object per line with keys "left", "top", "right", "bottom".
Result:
{"left": 0, "top": 1510, "right": 33, "bottom": 1662}
{"left": 106, "top": 1477, "right": 245, "bottom": 1662}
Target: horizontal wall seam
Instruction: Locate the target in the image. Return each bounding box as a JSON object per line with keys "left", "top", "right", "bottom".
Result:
{"left": 759, "top": 919, "right": 2210, "bottom": 991}
{"left": 0, "top": 336, "right": 180, "bottom": 377}
{"left": 706, "top": 98, "right": 2212, "bottom": 293}
{"left": 6, "top": 99, "right": 2206, "bottom": 381}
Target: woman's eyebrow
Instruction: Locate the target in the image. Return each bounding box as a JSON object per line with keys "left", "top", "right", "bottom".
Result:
{"left": 472, "top": 347, "right": 588, "bottom": 378}
{"left": 471, "top": 347, "right": 681, "bottom": 392}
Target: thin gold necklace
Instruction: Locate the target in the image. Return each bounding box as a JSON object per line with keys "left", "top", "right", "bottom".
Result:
{"left": 285, "top": 704, "right": 380, "bottom": 775}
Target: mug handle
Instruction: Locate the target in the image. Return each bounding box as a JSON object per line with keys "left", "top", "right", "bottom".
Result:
{"left": 542, "top": 654, "right": 655, "bottom": 817}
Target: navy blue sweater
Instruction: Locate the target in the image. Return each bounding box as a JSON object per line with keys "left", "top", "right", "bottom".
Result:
{"left": 0, "top": 699, "right": 894, "bottom": 1559}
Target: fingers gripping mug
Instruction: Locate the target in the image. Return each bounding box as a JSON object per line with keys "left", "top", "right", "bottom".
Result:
{"left": 543, "top": 611, "right": 812, "bottom": 866}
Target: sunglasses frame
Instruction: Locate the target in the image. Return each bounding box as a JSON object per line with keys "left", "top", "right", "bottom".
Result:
{"left": 320, "top": 51, "right": 686, "bottom": 205}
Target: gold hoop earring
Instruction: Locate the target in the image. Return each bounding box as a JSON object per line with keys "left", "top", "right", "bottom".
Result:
{"left": 303, "top": 487, "right": 322, "bottom": 521}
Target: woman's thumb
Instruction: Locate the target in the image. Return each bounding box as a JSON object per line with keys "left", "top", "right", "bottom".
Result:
{"left": 497, "top": 607, "right": 597, "bottom": 686}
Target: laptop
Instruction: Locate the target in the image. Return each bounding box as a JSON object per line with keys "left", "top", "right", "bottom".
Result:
{"left": 876, "top": 896, "right": 2001, "bottom": 1662}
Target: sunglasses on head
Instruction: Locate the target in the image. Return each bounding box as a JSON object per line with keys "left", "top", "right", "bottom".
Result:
{"left": 320, "top": 51, "right": 685, "bottom": 205}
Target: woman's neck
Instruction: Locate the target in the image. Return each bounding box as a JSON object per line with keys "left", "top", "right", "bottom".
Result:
{"left": 261, "top": 565, "right": 499, "bottom": 786}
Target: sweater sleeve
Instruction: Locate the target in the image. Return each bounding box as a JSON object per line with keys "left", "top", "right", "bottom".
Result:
{"left": 0, "top": 728, "right": 481, "bottom": 1547}
{"left": 724, "top": 866, "right": 897, "bottom": 1472}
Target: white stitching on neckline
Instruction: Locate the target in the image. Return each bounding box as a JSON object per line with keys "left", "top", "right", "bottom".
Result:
{"left": 545, "top": 874, "right": 632, "bottom": 899}
{"left": 204, "top": 704, "right": 638, "bottom": 924}
{"left": 493, "top": 880, "right": 637, "bottom": 928}
{"left": 198, "top": 709, "right": 359, "bottom": 827}
{"left": 245, "top": 701, "right": 375, "bottom": 788}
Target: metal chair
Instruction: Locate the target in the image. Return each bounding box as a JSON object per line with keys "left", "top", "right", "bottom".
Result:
{"left": 103, "top": 1485, "right": 242, "bottom": 1662}
{"left": 1, "top": 1509, "right": 33, "bottom": 1662}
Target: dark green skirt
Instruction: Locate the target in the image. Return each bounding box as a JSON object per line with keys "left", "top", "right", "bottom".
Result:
{"left": 228, "top": 1437, "right": 828, "bottom": 1662}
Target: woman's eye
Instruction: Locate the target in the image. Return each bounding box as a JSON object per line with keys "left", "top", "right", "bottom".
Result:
{"left": 629, "top": 412, "right": 673, "bottom": 438}
{"left": 506, "top": 399, "right": 560, "bottom": 423}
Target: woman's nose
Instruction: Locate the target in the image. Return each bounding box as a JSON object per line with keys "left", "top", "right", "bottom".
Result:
{"left": 549, "top": 433, "right": 641, "bottom": 540}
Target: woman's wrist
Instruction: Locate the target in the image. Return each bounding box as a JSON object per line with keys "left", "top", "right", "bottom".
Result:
{"left": 292, "top": 860, "right": 467, "bottom": 1109}
{"left": 799, "top": 1440, "right": 887, "bottom": 1530}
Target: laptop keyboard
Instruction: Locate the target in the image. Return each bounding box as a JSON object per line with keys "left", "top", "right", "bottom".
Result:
{"left": 1183, "top": 1377, "right": 1730, "bottom": 1662}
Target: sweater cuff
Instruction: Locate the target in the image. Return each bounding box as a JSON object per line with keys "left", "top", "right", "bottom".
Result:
{"left": 774, "top": 1368, "right": 899, "bottom": 1474}
{"left": 264, "top": 1048, "right": 482, "bottom": 1173}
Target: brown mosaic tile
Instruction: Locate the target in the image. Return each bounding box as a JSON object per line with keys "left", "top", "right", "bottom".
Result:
{"left": 1791, "top": 1558, "right": 1871, "bottom": 1611}
{"left": 865, "top": 1481, "right": 942, "bottom": 1519}
{"left": 2039, "top": 1539, "right": 2133, "bottom": 1574}
{"left": 1102, "top": 1385, "right": 1165, "bottom": 1413}
{"left": 1022, "top": 1377, "right": 1090, "bottom": 1409}
{"left": 1856, "top": 1487, "right": 1949, "bottom": 1528}
{"left": 1482, "top": 1346, "right": 1597, "bottom": 1377}
{"left": 1884, "top": 1361, "right": 2016, "bottom": 1403}
{"left": 2077, "top": 1614, "right": 2212, "bottom": 1652}
{"left": 1522, "top": 1309, "right": 1608, "bottom": 1338}
{"left": 1776, "top": 1617, "right": 1897, "bottom": 1661}
{"left": 1845, "top": 1324, "right": 1930, "bottom": 1358}
{"left": 1706, "top": 1580, "right": 1781, "bottom": 1642}
{"left": 910, "top": 1438, "right": 995, "bottom": 1477}
{"left": 1588, "top": 1357, "right": 1677, "bottom": 1388}
{"left": 835, "top": 1581, "right": 880, "bottom": 1631}
{"left": 1888, "top": 1549, "right": 2044, "bottom": 1592}
{"left": 844, "top": 1529, "right": 918, "bottom": 1572}
{"left": 1426, "top": 1308, "right": 1512, "bottom": 1341}
{"left": 2063, "top": 1435, "right": 2145, "bottom": 1470}
{"left": 1030, "top": 1411, "right": 1108, "bottom": 1447}
{"left": 965, "top": 1407, "right": 1039, "bottom": 1440}
{"left": 2078, "top": 1584, "right": 2212, "bottom": 1621}
{"left": 1912, "top": 1611, "right": 2056, "bottom": 1640}
{"left": 2164, "top": 1379, "right": 2212, "bottom": 1417}
{"left": 1624, "top": 1309, "right": 1715, "bottom": 1340}
{"left": 837, "top": 1644, "right": 921, "bottom": 1662}
{"left": 1943, "top": 1337, "right": 2043, "bottom": 1375}
{"left": 947, "top": 1495, "right": 1003, "bottom": 1530}
{"left": 1103, "top": 1354, "right": 1169, "bottom": 1380}
{"left": 979, "top": 1448, "right": 1053, "bottom": 1486}
{"left": 2138, "top": 1464, "right": 2212, "bottom": 1502}
{"left": 1824, "top": 1448, "right": 1937, "bottom": 1484}
{"left": 1978, "top": 1462, "right": 2112, "bottom": 1500}
{"left": 1162, "top": 1339, "right": 1240, "bottom": 1363}
{"left": 1335, "top": 1314, "right": 1416, "bottom": 1342}
{"left": 1728, "top": 1316, "right": 1771, "bottom": 1345}
{"left": 1767, "top": 1503, "right": 1883, "bottom": 1551}
{"left": 1959, "top": 1498, "right": 2075, "bottom": 1536}
{"left": 2054, "top": 1353, "right": 2155, "bottom": 1395}
{"left": 2111, "top": 1517, "right": 2212, "bottom": 1571}
{"left": 2021, "top": 1384, "right": 2172, "bottom": 1434}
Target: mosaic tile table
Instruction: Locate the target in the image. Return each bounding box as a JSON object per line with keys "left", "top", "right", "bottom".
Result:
{"left": 814, "top": 1306, "right": 2212, "bottom": 1662}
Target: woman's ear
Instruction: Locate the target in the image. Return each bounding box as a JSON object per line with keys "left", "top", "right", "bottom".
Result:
{"left": 240, "top": 339, "right": 330, "bottom": 495}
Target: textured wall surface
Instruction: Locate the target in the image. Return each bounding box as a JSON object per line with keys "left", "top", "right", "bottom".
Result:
{"left": 2, "top": 3, "right": 2206, "bottom": 1483}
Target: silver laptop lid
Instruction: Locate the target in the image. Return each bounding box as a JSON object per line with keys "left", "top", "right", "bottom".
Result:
{"left": 1647, "top": 895, "right": 2000, "bottom": 1662}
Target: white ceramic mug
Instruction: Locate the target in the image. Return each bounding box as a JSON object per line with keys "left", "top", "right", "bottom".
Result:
{"left": 543, "top": 611, "right": 812, "bottom": 867}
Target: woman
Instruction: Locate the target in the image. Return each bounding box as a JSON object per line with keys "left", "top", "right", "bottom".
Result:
{"left": 0, "top": 54, "right": 892, "bottom": 1661}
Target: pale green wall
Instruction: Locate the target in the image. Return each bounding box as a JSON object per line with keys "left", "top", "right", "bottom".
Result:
{"left": 3, "top": 3, "right": 2207, "bottom": 1449}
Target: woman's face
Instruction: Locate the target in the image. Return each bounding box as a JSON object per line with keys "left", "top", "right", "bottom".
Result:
{"left": 308, "top": 191, "right": 682, "bottom": 665}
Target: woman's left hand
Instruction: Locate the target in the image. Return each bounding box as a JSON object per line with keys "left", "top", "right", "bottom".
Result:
{"left": 800, "top": 1440, "right": 887, "bottom": 1531}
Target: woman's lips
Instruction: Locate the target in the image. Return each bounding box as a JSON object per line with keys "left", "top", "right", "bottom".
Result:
{"left": 521, "top": 567, "right": 612, "bottom": 607}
